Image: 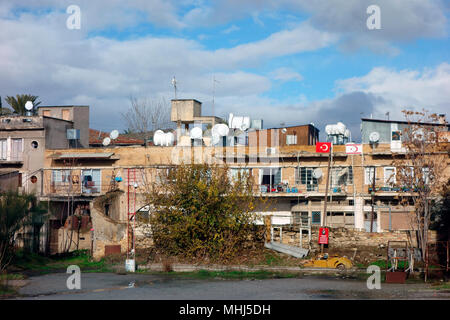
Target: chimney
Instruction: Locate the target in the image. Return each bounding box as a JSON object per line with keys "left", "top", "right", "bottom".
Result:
{"left": 438, "top": 114, "right": 446, "bottom": 124}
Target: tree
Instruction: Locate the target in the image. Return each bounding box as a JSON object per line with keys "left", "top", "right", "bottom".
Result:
{"left": 146, "top": 164, "right": 264, "bottom": 261}
{"left": 121, "top": 97, "right": 171, "bottom": 146}
{"left": 391, "top": 110, "right": 449, "bottom": 260}
{"left": 5, "top": 94, "right": 41, "bottom": 115}
{"left": 0, "top": 191, "right": 47, "bottom": 271}
{"left": 0, "top": 96, "right": 13, "bottom": 115}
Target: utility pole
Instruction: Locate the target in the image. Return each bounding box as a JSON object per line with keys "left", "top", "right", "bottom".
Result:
{"left": 321, "top": 143, "right": 332, "bottom": 254}
{"left": 370, "top": 167, "right": 376, "bottom": 232}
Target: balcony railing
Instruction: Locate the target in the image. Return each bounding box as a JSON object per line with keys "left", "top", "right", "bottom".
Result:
{"left": 258, "top": 183, "right": 350, "bottom": 195}
{"left": 368, "top": 186, "right": 418, "bottom": 193}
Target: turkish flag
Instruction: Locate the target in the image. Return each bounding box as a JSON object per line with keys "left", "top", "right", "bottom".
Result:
{"left": 316, "top": 142, "right": 331, "bottom": 153}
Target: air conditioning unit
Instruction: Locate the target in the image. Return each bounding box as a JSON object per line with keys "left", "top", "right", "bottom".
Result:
{"left": 67, "top": 129, "right": 80, "bottom": 140}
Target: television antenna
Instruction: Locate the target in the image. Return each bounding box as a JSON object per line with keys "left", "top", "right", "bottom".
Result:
{"left": 212, "top": 75, "right": 220, "bottom": 117}
{"left": 171, "top": 76, "right": 177, "bottom": 100}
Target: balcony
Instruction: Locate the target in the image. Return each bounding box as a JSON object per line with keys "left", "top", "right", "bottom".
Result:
{"left": 0, "top": 154, "right": 23, "bottom": 164}
{"left": 258, "top": 183, "right": 349, "bottom": 197}
{"left": 368, "top": 185, "right": 418, "bottom": 196}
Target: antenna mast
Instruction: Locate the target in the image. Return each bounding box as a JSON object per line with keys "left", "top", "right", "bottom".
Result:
{"left": 171, "top": 76, "right": 177, "bottom": 100}
{"left": 212, "top": 75, "right": 219, "bottom": 117}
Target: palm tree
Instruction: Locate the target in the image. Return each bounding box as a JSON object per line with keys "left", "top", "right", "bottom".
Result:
{"left": 0, "top": 96, "right": 13, "bottom": 115}
{"left": 5, "top": 94, "right": 41, "bottom": 115}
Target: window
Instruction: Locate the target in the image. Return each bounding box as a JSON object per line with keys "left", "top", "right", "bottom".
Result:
{"left": 52, "top": 170, "right": 71, "bottom": 184}
{"left": 384, "top": 167, "right": 396, "bottom": 185}
{"left": 259, "top": 168, "right": 281, "bottom": 191}
{"left": 82, "top": 169, "right": 101, "bottom": 193}
{"left": 296, "top": 167, "right": 318, "bottom": 191}
{"left": 0, "top": 139, "right": 7, "bottom": 160}
{"left": 331, "top": 167, "right": 353, "bottom": 187}
{"left": 286, "top": 135, "right": 297, "bottom": 145}
{"left": 230, "top": 168, "right": 250, "bottom": 181}
{"left": 312, "top": 211, "right": 321, "bottom": 225}
{"left": 365, "top": 167, "right": 376, "bottom": 185}
{"left": 11, "top": 139, "right": 22, "bottom": 161}
{"left": 292, "top": 212, "right": 309, "bottom": 225}
{"left": 392, "top": 131, "right": 401, "bottom": 141}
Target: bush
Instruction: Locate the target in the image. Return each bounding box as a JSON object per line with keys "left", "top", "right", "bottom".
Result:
{"left": 147, "top": 164, "right": 265, "bottom": 261}
{"left": 0, "top": 191, "right": 47, "bottom": 271}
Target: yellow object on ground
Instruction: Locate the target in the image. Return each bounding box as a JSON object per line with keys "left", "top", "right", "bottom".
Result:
{"left": 302, "top": 253, "right": 353, "bottom": 270}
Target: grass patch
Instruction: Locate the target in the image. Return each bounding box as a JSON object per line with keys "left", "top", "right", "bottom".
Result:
{"left": 0, "top": 273, "right": 25, "bottom": 280}
{"left": 368, "top": 260, "right": 409, "bottom": 269}
{"left": 0, "top": 284, "right": 17, "bottom": 297}
{"left": 11, "top": 249, "right": 112, "bottom": 274}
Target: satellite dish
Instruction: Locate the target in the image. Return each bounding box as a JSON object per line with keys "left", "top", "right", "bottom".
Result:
{"left": 281, "top": 128, "right": 287, "bottom": 134}
{"left": 164, "top": 132, "right": 175, "bottom": 146}
{"left": 369, "top": 131, "right": 380, "bottom": 143}
{"left": 102, "top": 137, "right": 111, "bottom": 146}
{"left": 228, "top": 113, "right": 234, "bottom": 127}
{"left": 153, "top": 130, "right": 164, "bottom": 146}
{"left": 110, "top": 130, "right": 119, "bottom": 140}
{"left": 336, "top": 122, "right": 346, "bottom": 135}
{"left": 25, "top": 101, "right": 33, "bottom": 111}
{"left": 240, "top": 123, "right": 249, "bottom": 131}
{"left": 190, "top": 127, "right": 203, "bottom": 139}
{"left": 344, "top": 129, "right": 351, "bottom": 138}
{"left": 212, "top": 133, "right": 221, "bottom": 145}
{"left": 313, "top": 168, "right": 323, "bottom": 179}
{"left": 212, "top": 124, "right": 229, "bottom": 137}
{"left": 413, "top": 128, "right": 424, "bottom": 141}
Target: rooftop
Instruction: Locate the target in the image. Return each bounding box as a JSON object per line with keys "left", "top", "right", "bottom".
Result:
{"left": 89, "top": 129, "right": 145, "bottom": 146}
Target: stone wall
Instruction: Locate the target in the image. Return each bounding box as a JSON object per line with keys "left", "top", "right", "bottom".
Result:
{"left": 274, "top": 226, "right": 437, "bottom": 253}
{"left": 90, "top": 202, "right": 127, "bottom": 259}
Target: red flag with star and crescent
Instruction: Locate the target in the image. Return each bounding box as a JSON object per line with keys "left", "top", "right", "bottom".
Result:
{"left": 316, "top": 142, "right": 331, "bottom": 153}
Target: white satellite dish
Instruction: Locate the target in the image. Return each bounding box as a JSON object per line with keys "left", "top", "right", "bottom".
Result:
{"left": 110, "top": 130, "right": 119, "bottom": 140}
{"left": 228, "top": 113, "right": 234, "bottom": 127}
{"left": 153, "top": 130, "right": 165, "bottom": 146}
{"left": 212, "top": 124, "right": 229, "bottom": 137}
{"left": 164, "top": 132, "right": 175, "bottom": 146}
{"left": 336, "top": 122, "right": 346, "bottom": 135}
{"left": 212, "top": 133, "right": 221, "bottom": 145}
{"left": 102, "top": 137, "right": 111, "bottom": 146}
{"left": 369, "top": 131, "right": 380, "bottom": 143}
{"left": 190, "top": 127, "right": 203, "bottom": 140}
{"left": 344, "top": 129, "right": 351, "bottom": 138}
{"left": 25, "top": 101, "right": 33, "bottom": 111}
{"left": 312, "top": 168, "right": 323, "bottom": 179}
{"left": 281, "top": 128, "right": 287, "bottom": 134}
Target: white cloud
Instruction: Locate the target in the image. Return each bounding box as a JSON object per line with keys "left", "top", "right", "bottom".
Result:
{"left": 270, "top": 67, "right": 303, "bottom": 82}
{"left": 222, "top": 24, "right": 240, "bottom": 34}
{"left": 335, "top": 63, "right": 450, "bottom": 118}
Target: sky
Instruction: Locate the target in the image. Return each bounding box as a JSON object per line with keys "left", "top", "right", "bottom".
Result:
{"left": 0, "top": 0, "right": 449, "bottom": 141}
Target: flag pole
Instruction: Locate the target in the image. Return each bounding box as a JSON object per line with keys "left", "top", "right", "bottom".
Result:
{"left": 321, "top": 143, "right": 332, "bottom": 254}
